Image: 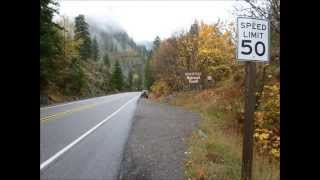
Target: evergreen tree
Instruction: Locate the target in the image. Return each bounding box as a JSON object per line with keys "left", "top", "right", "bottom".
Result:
{"left": 189, "top": 20, "right": 199, "bottom": 36}
{"left": 92, "top": 36, "right": 99, "bottom": 61}
{"left": 153, "top": 36, "right": 161, "bottom": 50}
{"left": 136, "top": 71, "right": 143, "bottom": 90}
{"left": 69, "top": 60, "right": 86, "bottom": 96}
{"left": 110, "top": 60, "right": 123, "bottom": 91}
{"left": 144, "top": 57, "right": 153, "bottom": 90}
{"left": 40, "top": 0, "right": 62, "bottom": 90}
{"left": 74, "top": 15, "right": 91, "bottom": 60}
{"left": 127, "top": 69, "right": 133, "bottom": 91}
{"left": 40, "top": 0, "right": 61, "bottom": 59}
{"left": 103, "top": 53, "right": 110, "bottom": 68}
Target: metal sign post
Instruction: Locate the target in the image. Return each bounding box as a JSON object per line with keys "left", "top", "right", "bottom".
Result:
{"left": 236, "top": 17, "right": 270, "bottom": 180}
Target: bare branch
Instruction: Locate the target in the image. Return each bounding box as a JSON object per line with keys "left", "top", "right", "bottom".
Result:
{"left": 244, "top": 0, "right": 268, "bottom": 18}
{"left": 243, "top": 0, "right": 280, "bottom": 34}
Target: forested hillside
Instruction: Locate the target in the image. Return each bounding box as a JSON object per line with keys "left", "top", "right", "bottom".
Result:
{"left": 40, "top": 0, "right": 148, "bottom": 105}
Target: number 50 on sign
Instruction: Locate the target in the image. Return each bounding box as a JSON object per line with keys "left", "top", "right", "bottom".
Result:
{"left": 236, "top": 17, "right": 270, "bottom": 62}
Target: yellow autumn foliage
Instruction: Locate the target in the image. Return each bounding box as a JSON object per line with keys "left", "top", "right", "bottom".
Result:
{"left": 196, "top": 22, "right": 235, "bottom": 81}
{"left": 150, "top": 80, "right": 171, "bottom": 99}
{"left": 254, "top": 82, "right": 280, "bottom": 160}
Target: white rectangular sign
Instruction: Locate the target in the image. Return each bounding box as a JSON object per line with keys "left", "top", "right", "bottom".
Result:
{"left": 185, "top": 72, "right": 201, "bottom": 84}
{"left": 187, "top": 76, "right": 200, "bottom": 80}
{"left": 237, "top": 17, "right": 270, "bottom": 62}
{"left": 185, "top": 72, "right": 201, "bottom": 76}
{"left": 189, "top": 79, "right": 199, "bottom": 83}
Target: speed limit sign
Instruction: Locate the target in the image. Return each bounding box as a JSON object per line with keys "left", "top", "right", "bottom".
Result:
{"left": 236, "top": 17, "right": 270, "bottom": 62}
{"left": 236, "top": 17, "right": 271, "bottom": 180}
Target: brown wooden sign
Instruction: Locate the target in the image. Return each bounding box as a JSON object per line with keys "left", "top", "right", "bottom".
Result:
{"left": 185, "top": 72, "right": 201, "bottom": 84}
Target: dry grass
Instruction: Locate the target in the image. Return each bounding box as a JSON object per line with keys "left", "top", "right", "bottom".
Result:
{"left": 167, "top": 82, "right": 279, "bottom": 180}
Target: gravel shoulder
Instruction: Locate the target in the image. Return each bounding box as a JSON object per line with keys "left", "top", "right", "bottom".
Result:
{"left": 118, "top": 98, "right": 200, "bottom": 180}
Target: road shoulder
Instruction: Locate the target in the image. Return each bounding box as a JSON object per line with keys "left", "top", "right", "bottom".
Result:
{"left": 119, "top": 99, "right": 200, "bottom": 180}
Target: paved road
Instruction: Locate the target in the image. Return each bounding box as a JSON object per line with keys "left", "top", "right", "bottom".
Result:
{"left": 40, "top": 92, "right": 141, "bottom": 180}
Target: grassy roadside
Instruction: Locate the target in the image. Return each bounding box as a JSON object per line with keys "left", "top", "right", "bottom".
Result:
{"left": 159, "top": 80, "right": 279, "bottom": 180}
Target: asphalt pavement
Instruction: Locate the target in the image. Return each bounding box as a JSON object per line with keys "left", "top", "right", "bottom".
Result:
{"left": 40, "top": 92, "right": 141, "bottom": 180}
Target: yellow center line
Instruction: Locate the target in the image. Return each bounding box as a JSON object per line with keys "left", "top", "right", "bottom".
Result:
{"left": 40, "top": 103, "right": 100, "bottom": 123}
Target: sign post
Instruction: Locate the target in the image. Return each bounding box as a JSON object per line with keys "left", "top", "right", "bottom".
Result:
{"left": 237, "top": 17, "right": 269, "bottom": 180}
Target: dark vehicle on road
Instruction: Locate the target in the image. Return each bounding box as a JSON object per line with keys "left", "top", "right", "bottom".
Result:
{"left": 141, "top": 90, "right": 148, "bottom": 98}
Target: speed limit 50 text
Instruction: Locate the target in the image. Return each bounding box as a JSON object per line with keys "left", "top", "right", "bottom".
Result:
{"left": 237, "top": 17, "right": 269, "bottom": 62}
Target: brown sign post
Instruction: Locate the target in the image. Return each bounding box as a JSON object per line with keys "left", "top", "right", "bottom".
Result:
{"left": 241, "top": 62, "right": 256, "bottom": 180}
{"left": 236, "top": 17, "right": 270, "bottom": 180}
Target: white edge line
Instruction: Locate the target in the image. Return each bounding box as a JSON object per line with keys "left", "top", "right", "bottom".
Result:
{"left": 40, "top": 94, "right": 140, "bottom": 170}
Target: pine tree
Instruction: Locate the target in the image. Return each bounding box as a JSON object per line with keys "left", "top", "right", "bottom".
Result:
{"left": 74, "top": 15, "right": 91, "bottom": 60}
{"left": 103, "top": 53, "right": 110, "bottom": 69}
{"left": 189, "top": 20, "right": 199, "bottom": 36}
{"left": 92, "top": 36, "right": 99, "bottom": 61}
{"left": 40, "top": 0, "right": 62, "bottom": 90}
{"left": 40, "top": 0, "right": 61, "bottom": 59}
{"left": 153, "top": 36, "right": 161, "bottom": 50}
{"left": 136, "top": 70, "right": 143, "bottom": 90}
{"left": 127, "top": 69, "right": 133, "bottom": 91}
{"left": 144, "top": 57, "right": 153, "bottom": 90}
{"left": 110, "top": 60, "right": 123, "bottom": 91}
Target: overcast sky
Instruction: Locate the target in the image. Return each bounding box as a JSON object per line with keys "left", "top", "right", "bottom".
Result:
{"left": 56, "top": 0, "right": 249, "bottom": 43}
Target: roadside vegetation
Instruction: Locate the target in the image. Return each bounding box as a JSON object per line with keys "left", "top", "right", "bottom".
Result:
{"left": 168, "top": 78, "right": 279, "bottom": 179}
{"left": 152, "top": 69, "right": 279, "bottom": 179}
{"left": 148, "top": 0, "right": 280, "bottom": 179}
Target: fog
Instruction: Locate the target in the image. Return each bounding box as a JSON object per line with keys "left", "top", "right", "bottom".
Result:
{"left": 53, "top": 0, "right": 253, "bottom": 51}
{"left": 56, "top": 1, "right": 250, "bottom": 43}
{"left": 86, "top": 15, "right": 125, "bottom": 34}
